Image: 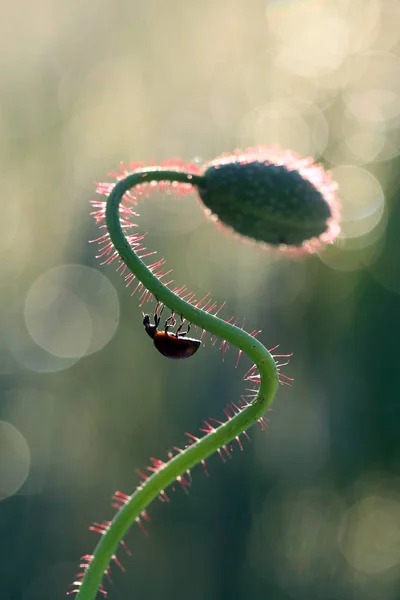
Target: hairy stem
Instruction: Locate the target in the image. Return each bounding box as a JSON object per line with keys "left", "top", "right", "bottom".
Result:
{"left": 76, "top": 168, "right": 279, "bottom": 600}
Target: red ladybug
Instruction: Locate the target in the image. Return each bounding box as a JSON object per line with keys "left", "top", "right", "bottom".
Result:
{"left": 143, "top": 312, "right": 201, "bottom": 359}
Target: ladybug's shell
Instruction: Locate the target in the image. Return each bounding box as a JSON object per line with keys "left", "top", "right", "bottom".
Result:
{"left": 153, "top": 332, "right": 201, "bottom": 359}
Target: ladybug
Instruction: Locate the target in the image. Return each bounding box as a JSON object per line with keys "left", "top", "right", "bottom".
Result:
{"left": 143, "top": 311, "right": 201, "bottom": 359}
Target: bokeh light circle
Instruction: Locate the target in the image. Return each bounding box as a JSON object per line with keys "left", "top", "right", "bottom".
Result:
{"left": 339, "top": 496, "right": 400, "bottom": 576}
{"left": 0, "top": 421, "right": 30, "bottom": 500}
{"left": 343, "top": 52, "right": 400, "bottom": 127}
{"left": 345, "top": 131, "right": 386, "bottom": 165}
{"left": 24, "top": 264, "right": 120, "bottom": 359}
{"left": 331, "top": 166, "right": 385, "bottom": 239}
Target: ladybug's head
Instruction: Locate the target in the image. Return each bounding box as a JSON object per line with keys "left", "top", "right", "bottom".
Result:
{"left": 143, "top": 314, "right": 157, "bottom": 339}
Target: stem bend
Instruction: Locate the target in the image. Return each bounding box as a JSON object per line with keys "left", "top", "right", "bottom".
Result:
{"left": 76, "top": 168, "right": 279, "bottom": 600}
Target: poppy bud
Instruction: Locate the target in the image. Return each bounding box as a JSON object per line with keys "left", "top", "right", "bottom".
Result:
{"left": 197, "top": 147, "right": 340, "bottom": 253}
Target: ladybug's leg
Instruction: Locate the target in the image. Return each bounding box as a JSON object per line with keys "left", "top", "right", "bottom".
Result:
{"left": 176, "top": 316, "right": 185, "bottom": 336}
{"left": 177, "top": 316, "right": 191, "bottom": 337}
{"left": 155, "top": 300, "right": 164, "bottom": 318}
{"left": 164, "top": 313, "right": 176, "bottom": 333}
{"left": 154, "top": 300, "right": 165, "bottom": 328}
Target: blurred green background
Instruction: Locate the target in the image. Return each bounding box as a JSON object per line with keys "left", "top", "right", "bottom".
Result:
{"left": 1, "top": 0, "right": 400, "bottom": 599}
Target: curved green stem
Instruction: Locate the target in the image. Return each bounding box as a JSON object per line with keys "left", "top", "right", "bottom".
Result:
{"left": 76, "top": 168, "right": 279, "bottom": 600}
